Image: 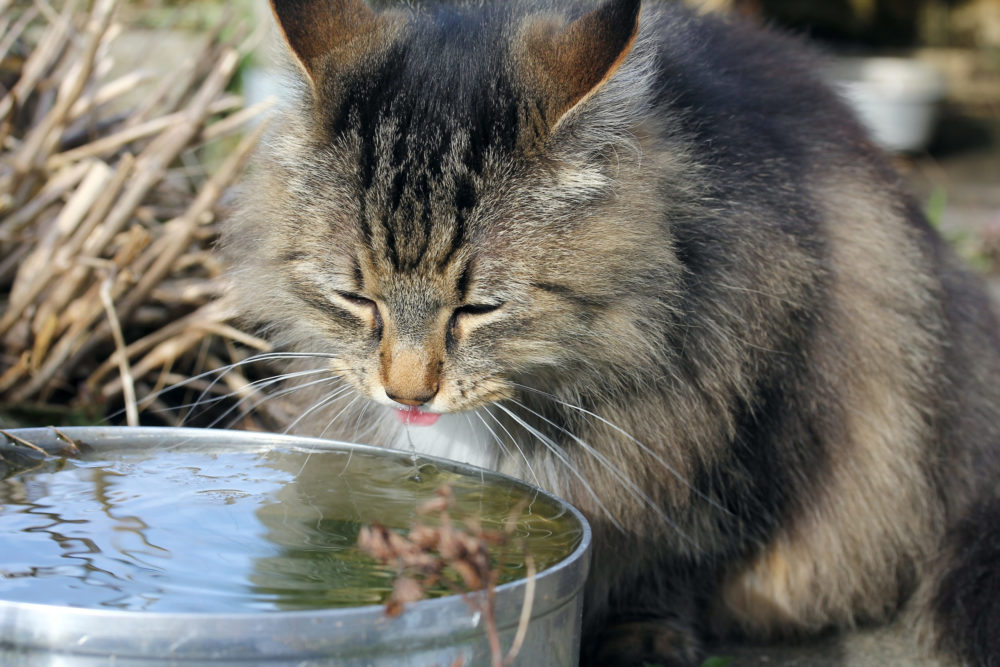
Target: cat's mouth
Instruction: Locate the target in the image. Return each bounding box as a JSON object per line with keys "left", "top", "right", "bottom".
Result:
{"left": 394, "top": 406, "right": 441, "bottom": 427}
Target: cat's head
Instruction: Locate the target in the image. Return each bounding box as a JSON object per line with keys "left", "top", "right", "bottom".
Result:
{"left": 226, "top": 0, "right": 684, "bottom": 419}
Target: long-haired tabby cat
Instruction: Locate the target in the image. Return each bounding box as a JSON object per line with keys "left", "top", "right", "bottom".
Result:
{"left": 222, "top": 0, "right": 1000, "bottom": 663}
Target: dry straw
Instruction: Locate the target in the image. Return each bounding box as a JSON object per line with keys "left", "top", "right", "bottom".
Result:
{"left": 0, "top": 0, "right": 278, "bottom": 429}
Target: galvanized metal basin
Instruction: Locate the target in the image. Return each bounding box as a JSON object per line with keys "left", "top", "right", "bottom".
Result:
{"left": 0, "top": 427, "right": 591, "bottom": 666}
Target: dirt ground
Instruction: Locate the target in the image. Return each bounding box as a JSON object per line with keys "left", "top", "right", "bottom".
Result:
{"left": 905, "top": 122, "right": 1000, "bottom": 300}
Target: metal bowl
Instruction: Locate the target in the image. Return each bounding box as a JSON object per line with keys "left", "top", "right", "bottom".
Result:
{"left": 0, "top": 427, "right": 591, "bottom": 666}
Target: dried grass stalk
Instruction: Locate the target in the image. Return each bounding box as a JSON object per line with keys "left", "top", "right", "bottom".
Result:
{"left": 0, "top": 0, "right": 275, "bottom": 428}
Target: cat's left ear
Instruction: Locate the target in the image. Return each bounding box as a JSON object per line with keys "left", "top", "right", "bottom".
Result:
{"left": 268, "top": 0, "right": 396, "bottom": 88}
{"left": 520, "top": 0, "right": 641, "bottom": 131}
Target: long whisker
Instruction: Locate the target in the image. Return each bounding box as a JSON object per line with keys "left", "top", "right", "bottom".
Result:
{"left": 478, "top": 406, "right": 542, "bottom": 488}
{"left": 511, "top": 382, "right": 732, "bottom": 518}
{"left": 172, "top": 368, "right": 331, "bottom": 422}
{"left": 178, "top": 352, "right": 340, "bottom": 420}
{"left": 200, "top": 375, "right": 345, "bottom": 431}
{"left": 348, "top": 399, "right": 373, "bottom": 443}
{"left": 350, "top": 407, "right": 381, "bottom": 444}
{"left": 134, "top": 370, "right": 336, "bottom": 429}
{"left": 492, "top": 402, "right": 623, "bottom": 532}
{"left": 476, "top": 406, "right": 545, "bottom": 521}
{"left": 470, "top": 409, "right": 511, "bottom": 459}
{"left": 315, "top": 392, "right": 368, "bottom": 441}
{"left": 107, "top": 351, "right": 342, "bottom": 424}
{"left": 508, "top": 398, "right": 697, "bottom": 548}
{"left": 170, "top": 351, "right": 342, "bottom": 398}
{"left": 284, "top": 384, "right": 355, "bottom": 435}
{"left": 283, "top": 387, "right": 360, "bottom": 477}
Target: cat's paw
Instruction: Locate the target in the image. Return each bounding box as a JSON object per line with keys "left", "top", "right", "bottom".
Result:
{"left": 582, "top": 619, "right": 702, "bottom": 667}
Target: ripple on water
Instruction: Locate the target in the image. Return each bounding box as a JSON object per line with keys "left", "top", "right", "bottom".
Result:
{"left": 0, "top": 445, "right": 583, "bottom": 613}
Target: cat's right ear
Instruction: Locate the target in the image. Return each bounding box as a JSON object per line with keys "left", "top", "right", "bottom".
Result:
{"left": 521, "top": 0, "right": 642, "bottom": 132}
{"left": 268, "top": 0, "right": 390, "bottom": 87}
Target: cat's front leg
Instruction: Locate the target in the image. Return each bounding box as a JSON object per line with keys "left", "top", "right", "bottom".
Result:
{"left": 583, "top": 617, "right": 702, "bottom": 667}
{"left": 577, "top": 523, "right": 708, "bottom": 666}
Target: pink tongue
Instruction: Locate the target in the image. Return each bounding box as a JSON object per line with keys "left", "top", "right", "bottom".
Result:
{"left": 395, "top": 406, "right": 441, "bottom": 426}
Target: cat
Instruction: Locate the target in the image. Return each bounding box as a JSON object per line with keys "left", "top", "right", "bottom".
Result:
{"left": 221, "top": 0, "right": 1000, "bottom": 664}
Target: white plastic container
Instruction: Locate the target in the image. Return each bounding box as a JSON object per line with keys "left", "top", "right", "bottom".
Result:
{"left": 830, "top": 56, "right": 946, "bottom": 153}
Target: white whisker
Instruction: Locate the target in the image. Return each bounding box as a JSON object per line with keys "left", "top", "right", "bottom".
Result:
{"left": 349, "top": 400, "right": 373, "bottom": 443}
{"left": 466, "top": 410, "right": 508, "bottom": 470}
{"left": 492, "top": 402, "right": 623, "bottom": 532}
{"left": 106, "top": 351, "right": 343, "bottom": 426}
{"left": 284, "top": 384, "right": 355, "bottom": 436}
{"left": 508, "top": 398, "right": 697, "bottom": 548}
{"left": 173, "top": 368, "right": 331, "bottom": 423}
{"left": 315, "top": 392, "right": 366, "bottom": 442}
{"left": 478, "top": 405, "right": 542, "bottom": 488}
{"left": 166, "top": 351, "right": 341, "bottom": 400}
{"left": 470, "top": 409, "right": 511, "bottom": 459}
{"left": 292, "top": 391, "right": 360, "bottom": 477}
{"left": 511, "top": 382, "right": 732, "bottom": 518}
{"left": 204, "top": 374, "right": 344, "bottom": 430}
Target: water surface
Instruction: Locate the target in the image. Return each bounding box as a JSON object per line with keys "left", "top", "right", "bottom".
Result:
{"left": 0, "top": 444, "right": 582, "bottom": 613}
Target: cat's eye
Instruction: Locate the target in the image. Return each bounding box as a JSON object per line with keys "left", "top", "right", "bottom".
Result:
{"left": 335, "top": 291, "right": 375, "bottom": 309}
{"left": 447, "top": 302, "right": 503, "bottom": 348}
{"left": 453, "top": 302, "right": 504, "bottom": 318}
{"left": 335, "top": 291, "right": 382, "bottom": 335}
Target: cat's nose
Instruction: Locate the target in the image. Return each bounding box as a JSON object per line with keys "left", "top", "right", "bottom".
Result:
{"left": 385, "top": 386, "right": 438, "bottom": 407}
{"left": 379, "top": 341, "right": 441, "bottom": 408}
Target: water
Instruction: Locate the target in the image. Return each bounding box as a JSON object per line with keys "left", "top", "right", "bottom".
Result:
{"left": 0, "top": 444, "right": 582, "bottom": 614}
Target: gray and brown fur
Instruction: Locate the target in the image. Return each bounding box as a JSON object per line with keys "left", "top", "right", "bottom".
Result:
{"left": 223, "top": 0, "right": 1000, "bottom": 664}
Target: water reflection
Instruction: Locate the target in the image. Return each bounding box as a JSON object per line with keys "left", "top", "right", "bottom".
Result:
{"left": 0, "top": 446, "right": 582, "bottom": 613}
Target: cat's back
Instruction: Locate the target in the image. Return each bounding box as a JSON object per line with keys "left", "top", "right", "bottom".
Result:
{"left": 642, "top": 4, "right": 889, "bottom": 193}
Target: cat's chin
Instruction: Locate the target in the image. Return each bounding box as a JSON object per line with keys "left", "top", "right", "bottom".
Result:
{"left": 393, "top": 406, "right": 441, "bottom": 427}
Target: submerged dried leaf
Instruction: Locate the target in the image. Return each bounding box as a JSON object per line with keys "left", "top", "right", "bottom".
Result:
{"left": 408, "top": 523, "right": 440, "bottom": 550}
{"left": 392, "top": 576, "right": 425, "bottom": 605}
{"left": 357, "top": 485, "right": 534, "bottom": 667}
{"left": 418, "top": 496, "right": 449, "bottom": 514}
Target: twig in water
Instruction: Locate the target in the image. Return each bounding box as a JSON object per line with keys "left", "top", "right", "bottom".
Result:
{"left": 358, "top": 486, "right": 537, "bottom": 667}
{"left": 0, "top": 429, "right": 48, "bottom": 457}
{"left": 49, "top": 426, "right": 82, "bottom": 456}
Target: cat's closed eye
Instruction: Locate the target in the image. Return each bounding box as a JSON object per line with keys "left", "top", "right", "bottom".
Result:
{"left": 333, "top": 291, "right": 382, "bottom": 331}
{"left": 453, "top": 302, "right": 504, "bottom": 318}
{"left": 334, "top": 291, "right": 375, "bottom": 309}
{"left": 448, "top": 302, "right": 505, "bottom": 344}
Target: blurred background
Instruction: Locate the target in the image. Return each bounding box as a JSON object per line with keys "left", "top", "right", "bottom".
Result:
{"left": 694, "top": 0, "right": 1000, "bottom": 289}
{"left": 1, "top": 0, "right": 998, "bottom": 428}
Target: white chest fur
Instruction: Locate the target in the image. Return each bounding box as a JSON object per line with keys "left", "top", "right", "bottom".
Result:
{"left": 391, "top": 412, "right": 499, "bottom": 471}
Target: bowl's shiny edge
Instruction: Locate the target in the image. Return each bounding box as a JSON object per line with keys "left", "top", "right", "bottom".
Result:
{"left": 0, "top": 426, "right": 592, "bottom": 656}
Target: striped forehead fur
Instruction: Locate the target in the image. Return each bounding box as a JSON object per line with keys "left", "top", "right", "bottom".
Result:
{"left": 275, "top": 1, "right": 664, "bottom": 273}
